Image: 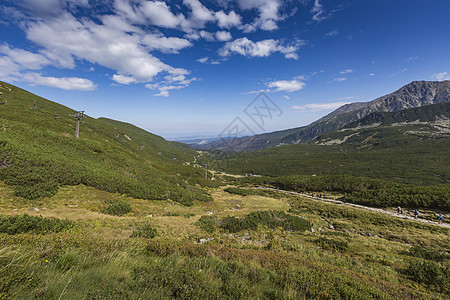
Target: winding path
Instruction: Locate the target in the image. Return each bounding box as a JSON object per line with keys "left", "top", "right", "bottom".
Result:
{"left": 255, "top": 187, "right": 450, "bottom": 229}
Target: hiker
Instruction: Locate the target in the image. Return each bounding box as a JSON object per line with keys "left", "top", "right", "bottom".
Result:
{"left": 342, "top": 197, "right": 346, "bottom": 204}
{"left": 414, "top": 209, "right": 419, "bottom": 219}
{"left": 438, "top": 214, "right": 443, "bottom": 224}
{"left": 397, "top": 206, "right": 402, "bottom": 214}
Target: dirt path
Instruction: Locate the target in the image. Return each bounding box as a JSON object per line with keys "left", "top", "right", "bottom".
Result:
{"left": 255, "top": 187, "right": 450, "bottom": 229}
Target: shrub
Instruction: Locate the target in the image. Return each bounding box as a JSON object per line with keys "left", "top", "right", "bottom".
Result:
{"left": 0, "top": 214, "right": 73, "bottom": 235}
{"left": 131, "top": 224, "right": 157, "bottom": 238}
{"left": 195, "top": 216, "right": 217, "bottom": 233}
{"left": 220, "top": 211, "right": 311, "bottom": 233}
{"left": 102, "top": 200, "right": 131, "bottom": 216}
{"left": 405, "top": 260, "right": 449, "bottom": 288}
{"left": 409, "top": 245, "right": 449, "bottom": 262}
{"left": 314, "top": 237, "right": 348, "bottom": 252}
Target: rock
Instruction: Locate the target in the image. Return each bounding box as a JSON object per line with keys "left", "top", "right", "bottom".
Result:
{"left": 146, "top": 214, "right": 153, "bottom": 218}
{"left": 310, "top": 228, "right": 315, "bottom": 233}
{"left": 199, "top": 238, "right": 214, "bottom": 245}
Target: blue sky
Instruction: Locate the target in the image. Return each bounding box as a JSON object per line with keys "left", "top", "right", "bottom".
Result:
{"left": 0, "top": 0, "right": 449, "bottom": 139}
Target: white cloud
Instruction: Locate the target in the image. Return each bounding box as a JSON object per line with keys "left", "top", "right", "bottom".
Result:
{"left": 340, "top": 69, "right": 353, "bottom": 74}
{"left": 196, "top": 56, "right": 221, "bottom": 65}
{"left": 244, "top": 89, "right": 270, "bottom": 95}
{"left": 432, "top": 72, "right": 450, "bottom": 81}
{"left": 140, "top": 1, "right": 187, "bottom": 29}
{"left": 311, "top": 0, "right": 325, "bottom": 22}
{"left": 219, "top": 37, "right": 303, "bottom": 59}
{"left": 142, "top": 33, "right": 192, "bottom": 53}
{"left": 23, "top": 72, "right": 96, "bottom": 91}
{"left": 197, "top": 57, "right": 209, "bottom": 63}
{"left": 0, "top": 44, "right": 95, "bottom": 91}
{"left": 215, "top": 31, "right": 232, "bottom": 41}
{"left": 0, "top": 44, "right": 50, "bottom": 70}
{"left": 369, "top": 73, "right": 375, "bottom": 76}
{"left": 283, "top": 95, "right": 290, "bottom": 100}
{"left": 215, "top": 10, "right": 241, "bottom": 28}
{"left": 292, "top": 101, "right": 351, "bottom": 111}
{"left": 183, "top": 0, "right": 215, "bottom": 25}
{"left": 25, "top": 12, "right": 188, "bottom": 83}
{"left": 237, "top": 0, "right": 284, "bottom": 31}
{"left": 407, "top": 56, "right": 419, "bottom": 61}
{"left": 325, "top": 30, "right": 338, "bottom": 36}
{"left": 333, "top": 77, "right": 347, "bottom": 82}
{"left": 112, "top": 74, "right": 136, "bottom": 85}
{"left": 267, "top": 79, "right": 305, "bottom": 92}
{"left": 145, "top": 74, "right": 197, "bottom": 97}
{"left": 199, "top": 30, "right": 215, "bottom": 41}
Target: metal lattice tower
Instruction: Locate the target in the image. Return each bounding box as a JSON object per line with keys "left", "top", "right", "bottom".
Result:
{"left": 70, "top": 111, "right": 85, "bottom": 138}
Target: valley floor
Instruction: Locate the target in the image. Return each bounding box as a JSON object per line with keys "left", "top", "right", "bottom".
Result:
{"left": 0, "top": 182, "right": 449, "bottom": 299}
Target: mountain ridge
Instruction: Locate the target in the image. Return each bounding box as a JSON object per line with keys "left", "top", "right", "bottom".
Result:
{"left": 203, "top": 80, "right": 450, "bottom": 152}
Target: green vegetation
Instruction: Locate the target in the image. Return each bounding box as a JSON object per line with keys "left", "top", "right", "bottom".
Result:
{"left": 0, "top": 81, "right": 216, "bottom": 206}
{"left": 207, "top": 104, "right": 450, "bottom": 186}
{"left": 314, "top": 237, "right": 348, "bottom": 251}
{"left": 0, "top": 214, "right": 73, "bottom": 235}
{"left": 235, "top": 175, "right": 450, "bottom": 210}
{"left": 0, "top": 183, "right": 448, "bottom": 299}
{"left": 195, "top": 215, "right": 217, "bottom": 233}
{"left": 220, "top": 210, "right": 311, "bottom": 233}
{"left": 131, "top": 223, "right": 158, "bottom": 238}
{"left": 102, "top": 199, "right": 132, "bottom": 216}
{"left": 0, "top": 82, "right": 449, "bottom": 299}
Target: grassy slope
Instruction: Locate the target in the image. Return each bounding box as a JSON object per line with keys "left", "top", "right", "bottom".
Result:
{"left": 0, "top": 183, "right": 448, "bottom": 299}
{"left": 0, "top": 81, "right": 215, "bottom": 205}
{"left": 208, "top": 104, "right": 450, "bottom": 185}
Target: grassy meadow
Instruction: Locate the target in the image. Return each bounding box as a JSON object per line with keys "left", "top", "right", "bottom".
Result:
{"left": 0, "top": 182, "right": 448, "bottom": 299}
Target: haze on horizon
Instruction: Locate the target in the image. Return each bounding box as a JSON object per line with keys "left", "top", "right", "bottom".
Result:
{"left": 0, "top": 0, "right": 449, "bottom": 139}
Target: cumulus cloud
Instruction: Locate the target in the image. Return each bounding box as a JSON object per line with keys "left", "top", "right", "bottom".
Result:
{"left": 145, "top": 74, "right": 197, "bottom": 97}
{"left": 432, "top": 72, "right": 450, "bottom": 81}
{"left": 197, "top": 57, "right": 221, "bottom": 64}
{"left": 199, "top": 30, "right": 215, "bottom": 41}
{"left": 246, "top": 76, "right": 306, "bottom": 94}
{"left": 292, "top": 101, "right": 351, "bottom": 111}
{"left": 139, "top": 1, "right": 188, "bottom": 29}
{"left": 266, "top": 78, "right": 305, "bottom": 92}
{"left": 23, "top": 72, "right": 96, "bottom": 90}
{"left": 219, "top": 37, "right": 303, "bottom": 59}
{"left": 0, "top": 44, "right": 95, "bottom": 91}
{"left": 237, "top": 0, "right": 285, "bottom": 31}
{"left": 183, "top": 0, "right": 215, "bottom": 27}
{"left": 1, "top": 0, "right": 307, "bottom": 95}
{"left": 112, "top": 74, "right": 136, "bottom": 85}
{"left": 142, "top": 33, "right": 192, "bottom": 53}
{"left": 215, "top": 10, "right": 241, "bottom": 28}
{"left": 25, "top": 12, "right": 188, "bottom": 83}
{"left": 215, "top": 31, "right": 232, "bottom": 41}
{"left": 0, "top": 44, "right": 50, "bottom": 70}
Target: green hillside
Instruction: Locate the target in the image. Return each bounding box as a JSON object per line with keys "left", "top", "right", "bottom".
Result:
{"left": 0, "top": 82, "right": 449, "bottom": 299}
{"left": 206, "top": 103, "right": 450, "bottom": 186}
{"left": 0, "top": 81, "right": 213, "bottom": 205}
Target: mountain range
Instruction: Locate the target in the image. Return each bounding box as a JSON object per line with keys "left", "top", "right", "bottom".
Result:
{"left": 203, "top": 80, "right": 450, "bottom": 152}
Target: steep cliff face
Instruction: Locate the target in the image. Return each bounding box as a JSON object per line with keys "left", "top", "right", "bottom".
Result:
{"left": 204, "top": 81, "right": 450, "bottom": 152}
